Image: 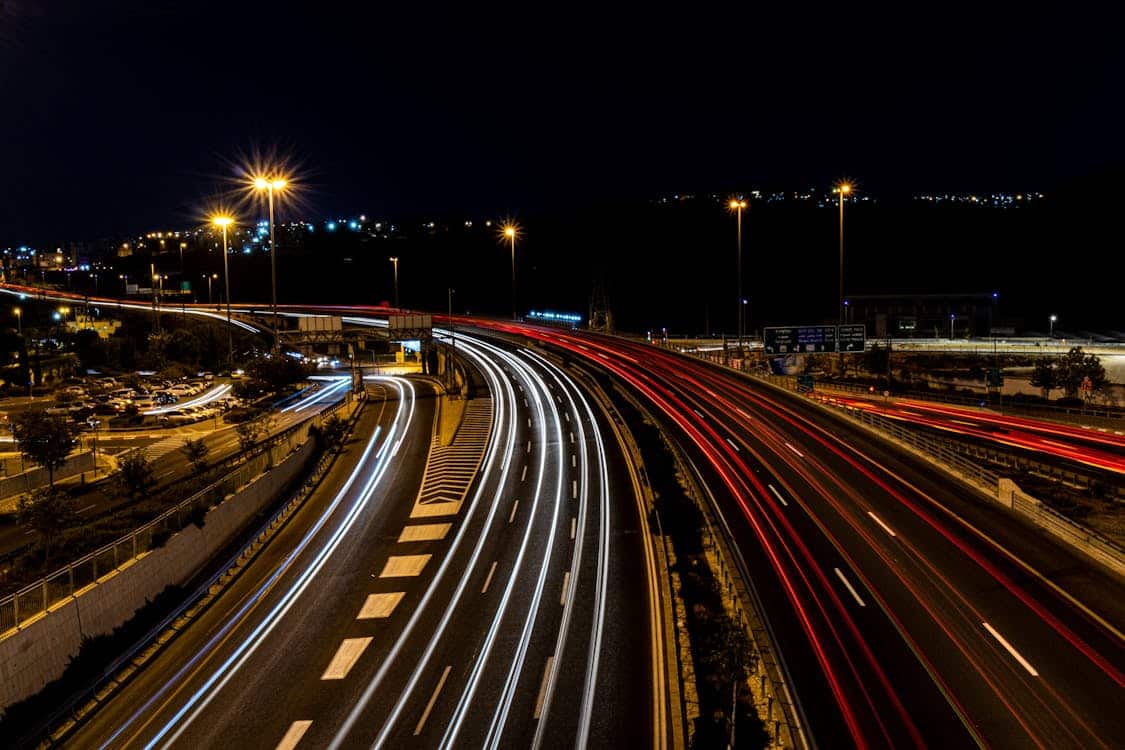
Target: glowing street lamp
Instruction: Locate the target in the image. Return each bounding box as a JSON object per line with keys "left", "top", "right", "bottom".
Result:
{"left": 502, "top": 224, "right": 518, "bottom": 320}
{"left": 1049, "top": 314, "right": 1058, "bottom": 338}
{"left": 389, "top": 256, "right": 400, "bottom": 308}
{"left": 836, "top": 182, "right": 853, "bottom": 324}
{"left": 203, "top": 272, "right": 219, "bottom": 304}
{"left": 12, "top": 306, "right": 21, "bottom": 335}
{"left": 253, "top": 176, "right": 288, "bottom": 338}
{"left": 728, "top": 198, "right": 747, "bottom": 345}
{"left": 211, "top": 215, "right": 235, "bottom": 363}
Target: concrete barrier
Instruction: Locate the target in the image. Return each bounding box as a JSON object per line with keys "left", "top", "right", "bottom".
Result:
{"left": 0, "top": 440, "right": 314, "bottom": 712}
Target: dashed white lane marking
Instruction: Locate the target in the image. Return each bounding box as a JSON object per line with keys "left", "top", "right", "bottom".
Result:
{"left": 534, "top": 657, "right": 555, "bottom": 719}
{"left": 379, "top": 555, "right": 432, "bottom": 578}
{"left": 570, "top": 517, "right": 576, "bottom": 540}
{"left": 358, "top": 592, "right": 405, "bottom": 619}
{"left": 834, "top": 568, "right": 866, "bottom": 607}
{"left": 692, "top": 409, "right": 704, "bottom": 418}
{"left": 768, "top": 484, "right": 788, "bottom": 507}
{"left": 526, "top": 441, "right": 531, "bottom": 452}
{"left": 521, "top": 465, "right": 528, "bottom": 481}
{"left": 321, "top": 637, "right": 373, "bottom": 680}
{"left": 565, "top": 413, "right": 570, "bottom": 422}
{"left": 523, "top": 398, "right": 528, "bottom": 407}
{"left": 509, "top": 500, "right": 520, "bottom": 524}
{"left": 275, "top": 720, "right": 313, "bottom": 750}
{"left": 397, "top": 523, "right": 452, "bottom": 543}
{"left": 569, "top": 432, "right": 575, "bottom": 443}
{"left": 571, "top": 480, "right": 577, "bottom": 499}
{"left": 784, "top": 442, "right": 804, "bottom": 458}
{"left": 736, "top": 407, "right": 751, "bottom": 419}
{"left": 950, "top": 419, "right": 978, "bottom": 427}
{"left": 527, "top": 418, "right": 532, "bottom": 428}
{"left": 725, "top": 437, "right": 740, "bottom": 451}
{"left": 983, "top": 622, "right": 1039, "bottom": 677}
{"left": 414, "top": 666, "right": 453, "bottom": 736}
{"left": 560, "top": 571, "right": 571, "bottom": 604}
{"left": 571, "top": 454, "right": 576, "bottom": 467}
{"left": 77, "top": 504, "right": 97, "bottom": 514}
{"left": 867, "top": 511, "right": 897, "bottom": 538}
{"left": 482, "top": 561, "right": 499, "bottom": 593}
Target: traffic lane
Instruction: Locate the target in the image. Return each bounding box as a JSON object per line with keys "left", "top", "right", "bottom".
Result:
{"left": 660, "top": 386, "right": 971, "bottom": 747}
{"left": 148, "top": 382, "right": 431, "bottom": 750}
{"left": 65, "top": 385, "right": 407, "bottom": 748}
{"left": 693, "top": 375, "right": 1125, "bottom": 746}
{"left": 398, "top": 352, "right": 577, "bottom": 747}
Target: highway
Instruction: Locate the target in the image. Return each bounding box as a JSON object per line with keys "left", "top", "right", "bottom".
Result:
{"left": 477, "top": 322, "right": 1125, "bottom": 749}
{"left": 63, "top": 333, "right": 661, "bottom": 748}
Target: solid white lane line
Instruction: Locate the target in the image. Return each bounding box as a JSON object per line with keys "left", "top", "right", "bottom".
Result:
{"left": 570, "top": 517, "right": 576, "bottom": 540}
{"left": 275, "top": 720, "right": 313, "bottom": 750}
{"left": 572, "top": 479, "right": 577, "bottom": 499}
{"left": 397, "top": 523, "right": 451, "bottom": 542}
{"left": 482, "top": 561, "right": 498, "bottom": 594}
{"left": 379, "top": 555, "right": 432, "bottom": 578}
{"left": 768, "top": 484, "right": 789, "bottom": 507}
{"left": 867, "top": 511, "right": 897, "bottom": 538}
{"left": 783, "top": 441, "right": 804, "bottom": 458}
{"left": 414, "top": 666, "right": 453, "bottom": 736}
{"left": 560, "top": 571, "right": 571, "bottom": 604}
{"left": 322, "top": 637, "right": 373, "bottom": 680}
{"left": 508, "top": 500, "right": 519, "bottom": 523}
{"left": 534, "top": 657, "right": 555, "bottom": 719}
{"left": 725, "top": 437, "right": 740, "bottom": 451}
{"left": 983, "top": 622, "right": 1039, "bottom": 677}
{"left": 358, "top": 593, "right": 405, "bottom": 619}
{"left": 834, "top": 568, "right": 866, "bottom": 608}
{"left": 521, "top": 465, "right": 528, "bottom": 482}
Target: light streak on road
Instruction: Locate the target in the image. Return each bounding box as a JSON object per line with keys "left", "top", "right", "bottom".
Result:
{"left": 143, "top": 384, "right": 232, "bottom": 415}
{"left": 282, "top": 375, "right": 351, "bottom": 413}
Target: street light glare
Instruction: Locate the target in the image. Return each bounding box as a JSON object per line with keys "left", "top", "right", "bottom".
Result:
{"left": 503, "top": 225, "right": 517, "bottom": 238}
{"left": 212, "top": 215, "right": 233, "bottom": 228}
{"left": 271, "top": 179, "right": 287, "bottom": 190}
{"left": 253, "top": 177, "right": 270, "bottom": 190}
{"left": 839, "top": 183, "right": 852, "bottom": 195}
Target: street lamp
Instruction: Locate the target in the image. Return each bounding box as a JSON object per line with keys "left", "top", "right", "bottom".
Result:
{"left": 119, "top": 273, "right": 129, "bottom": 294}
{"left": 1049, "top": 314, "right": 1058, "bottom": 338}
{"left": 13, "top": 306, "right": 21, "bottom": 335}
{"left": 836, "top": 182, "right": 852, "bottom": 324}
{"left": 728, "top": 198, "right": 747, "bottom": 346}
{"left": 203, "top": 273, "right": 219, "bottom": 304}
{"left": 211, "top": 215, "right": 234, "bottom": 363}
{"left": 253, "top": 176, "right": 288, "bottom": 340}
{"left": 502, "top": 224, "right": 518, "bottom": 320}
{"left": 950, "top": 313, "right": 955, "bottom": 340}
{"left": 389, "top": 256, "right": 400, "bottom": 308}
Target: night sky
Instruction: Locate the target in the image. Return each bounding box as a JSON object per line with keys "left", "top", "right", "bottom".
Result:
{"left": 2, "top": 1, "right": 1122, "bottom": 241}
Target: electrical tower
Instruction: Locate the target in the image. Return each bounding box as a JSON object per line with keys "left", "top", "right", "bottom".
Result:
{"left": 588, "top": 276, "right": 614, "bottom": 333}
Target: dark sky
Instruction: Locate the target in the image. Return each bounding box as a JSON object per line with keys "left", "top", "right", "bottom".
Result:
{"left": 1, "top": 1, "right": 1123, "bottom": 243}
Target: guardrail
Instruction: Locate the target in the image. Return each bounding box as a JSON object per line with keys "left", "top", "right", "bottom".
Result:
{"left": 0, "top": 393, "right": 355, "bottom": 635}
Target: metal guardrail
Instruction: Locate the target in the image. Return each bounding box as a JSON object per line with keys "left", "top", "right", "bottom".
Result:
{"left": 0, "top": 395, "right": 353, "bottom": 636}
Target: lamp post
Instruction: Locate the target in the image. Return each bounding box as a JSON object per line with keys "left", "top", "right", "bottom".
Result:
{"left": 203, "top": 273, "right": 218, "bottom": 304}
{"left": 950, "top": 313, "right": 955, "bottom": 340}
{"left": 13, "top": 307, "right": 21, "bottom": 335}
{"left": 836, "top": 182, "right": 852, "bottom": 324}
{"left": 253, "top": 176, "right": 288, "bottom": 341}
{"left": 389, "top": 256, "right": 400, "bottom": 308}
{"left": 503, "top": 224, "right": 518, "bottom": 320}
{"left": 119, "top": 273, "right": 129, "bottom": 295}
{"left": 212, "top": 216, "right": 234, "bottom": 364}
{"left": 728, "top": 198, "right": 747, "bottom": 347}
{"left": 1049, "top": 314, "right": 1057, "bottom": 338}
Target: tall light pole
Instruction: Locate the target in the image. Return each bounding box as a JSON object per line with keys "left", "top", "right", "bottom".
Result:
{"left": 212, "top": 216, "right": 234, "bottom": 364}
{"left": 389, "top": 256, "right": 400, "bottom": 308}
{"left": 253, "top": 176, "right": 288, "bottom": 341}
{"left": 119, "top": 273, "right": 129, "bottom": 295}
{"left": 203, "top": 273, "right": 218, "bottom": 304}
{"left": 836, "top": 182, "right": 852, "bottom": 324}
{"left": 728, "top": 198, "right": 747, "bottom": 347}
{"left": 13, "top": 307, "right": 21, "bottom": 335}
{"left": 503, "top": 224, "right": 518, "bottom": 320}
{"left": 1049, "top": 314, "right": 1057, "bottom": 338}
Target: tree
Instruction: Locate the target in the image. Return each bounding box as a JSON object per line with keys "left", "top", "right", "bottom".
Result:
{"left": 1055, "top": 346, "right": 1108, "bottom": 399}
{"left": 236, "top": 412, "right": 275, "bottom": 452}
{"left": 180, "top": 438, "right": 210, "bottom": 475}
{"left": 320, "top": 415, "right": 347, "bottom": 448}
{"left": 12, "top": 409, "right": 76, "bottom": 486}
{"left": 18, "top": 486, "right": 78, "bottom": 559}
{"left": 116, "top": 450, "right": 155, "bottom": 502}
{"left": 1029, "top": 358, "right": 1056, "bottom": 399}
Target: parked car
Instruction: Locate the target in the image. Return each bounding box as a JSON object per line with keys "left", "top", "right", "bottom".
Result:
{"left": 159, "top": 409, "right": 196, "bottom": 425}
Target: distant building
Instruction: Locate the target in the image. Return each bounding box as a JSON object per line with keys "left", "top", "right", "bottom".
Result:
{"left": 845, "top": 292, "right": 999, "bottom": 339}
